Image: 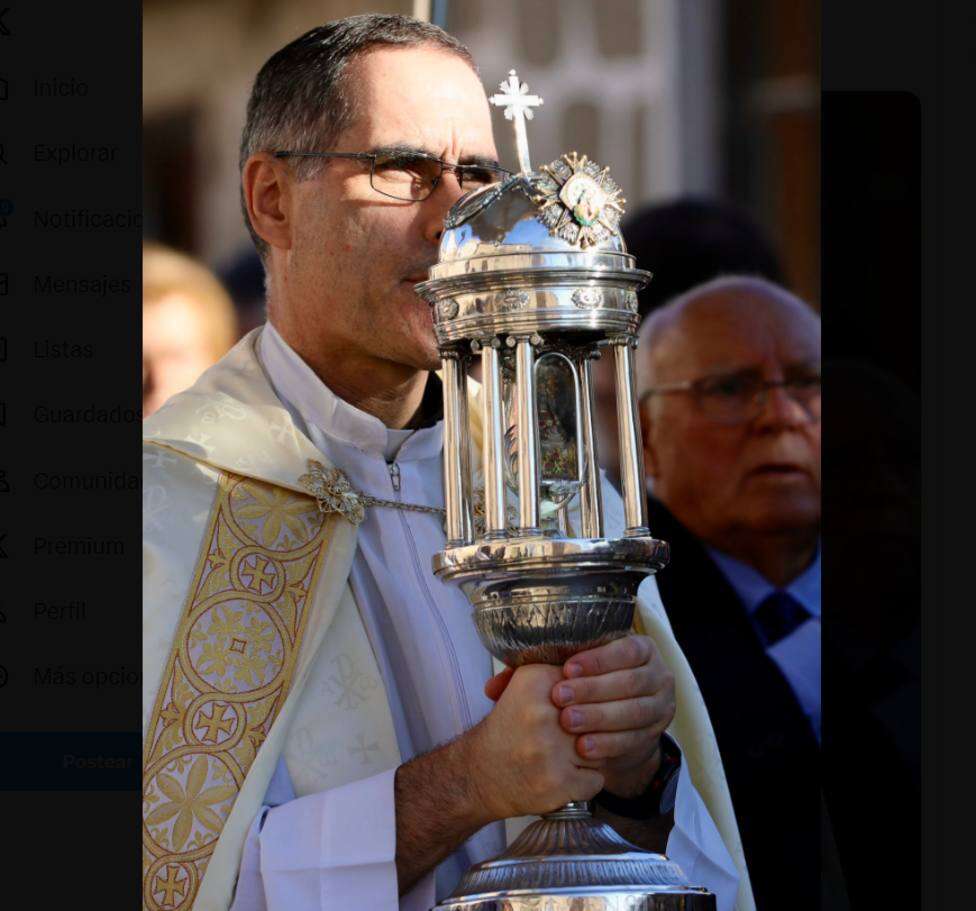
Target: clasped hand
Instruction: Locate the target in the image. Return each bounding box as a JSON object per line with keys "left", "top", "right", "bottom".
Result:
{"left": 468, "top": 634, "right": 676, "bottom": 821}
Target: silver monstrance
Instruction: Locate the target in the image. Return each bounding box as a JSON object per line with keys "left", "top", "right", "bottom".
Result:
{"left": 416, "top": 71, "right": 716, "bottom": 911}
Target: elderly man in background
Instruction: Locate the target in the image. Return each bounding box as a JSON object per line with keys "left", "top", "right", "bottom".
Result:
{"left": 636, "top": 275, "right": 821, "bottom": 910}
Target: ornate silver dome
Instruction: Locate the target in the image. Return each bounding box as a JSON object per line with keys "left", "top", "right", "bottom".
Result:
{"left": 439, "top": 165, "right": 627, "bottom": 263}
{"left": 415, "top": 154, "right": 651, "bottom": 348}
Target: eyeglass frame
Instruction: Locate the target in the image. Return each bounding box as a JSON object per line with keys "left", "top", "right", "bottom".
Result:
{"left": 638, "top": 363, "right": 822, "bottom": 425}
{"left": 272, "top": 148, "right": 512, "bottom": 202}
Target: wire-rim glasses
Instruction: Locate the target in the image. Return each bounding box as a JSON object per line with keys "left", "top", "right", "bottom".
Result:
{"left": 639, "top": 363, "right": 822, "bottom": 425}
{"left": 273, "top": 148, "right": 511, "bottom": 203}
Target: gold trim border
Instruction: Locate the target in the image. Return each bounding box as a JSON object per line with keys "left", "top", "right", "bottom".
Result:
{"left": 142, "top": 472, "right": 334, "bottom": 910}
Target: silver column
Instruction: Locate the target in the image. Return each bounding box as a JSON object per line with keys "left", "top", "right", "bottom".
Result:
{"left": 613, "top": 339, "right": 650, "bottom": 536}
{"left": 577, "top": 352, "right": 604, "bottom": 538}
{"left": 457, "top": 357, "right": 474, "bottom": 544}
{"left": 441, "top": 354, "right": 472, "bottom": 546}
{"left": 481, "top": 341, "right": 508, "bottom": 538}
{"left": 514, "top": 338, "right": 541, "bottom": 532}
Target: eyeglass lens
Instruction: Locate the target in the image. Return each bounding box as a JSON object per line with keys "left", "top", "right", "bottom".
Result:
{"left": 696, "top": 367, "right": 821, "bottom": 423}
{"left": 370, "top": 151, "right": 502, "bottom": 202}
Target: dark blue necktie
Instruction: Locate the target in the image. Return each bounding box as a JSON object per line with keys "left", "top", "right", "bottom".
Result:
{"left": 753, "top": 590, "right": 811, "bottom": 647}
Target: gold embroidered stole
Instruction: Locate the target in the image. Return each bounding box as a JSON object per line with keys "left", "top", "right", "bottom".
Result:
{"left": 142, "top": 471, "right": 335, "bottom": 911}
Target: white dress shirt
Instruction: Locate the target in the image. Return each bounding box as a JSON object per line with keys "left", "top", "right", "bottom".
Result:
{"left": 229, "top": 322, "right": 739, "bottom": 911}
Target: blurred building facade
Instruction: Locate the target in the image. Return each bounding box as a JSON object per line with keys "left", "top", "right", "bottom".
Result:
{"left": 143, "top": 0, "right": 819, "bottom": 322}
{"left": 144, "top": 0, "right": 411, "bottom": 270}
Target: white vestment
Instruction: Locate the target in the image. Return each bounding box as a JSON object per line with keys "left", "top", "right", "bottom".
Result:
{"left": 143, "top": 326, "right": 754, "bottom": 911}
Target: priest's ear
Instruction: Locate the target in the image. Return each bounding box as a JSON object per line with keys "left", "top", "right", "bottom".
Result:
{"left": 638, "top": 395, "right": 660, "bottom": 479}
{"left": 242, "top": 153, "right": 294, "bottom": 255}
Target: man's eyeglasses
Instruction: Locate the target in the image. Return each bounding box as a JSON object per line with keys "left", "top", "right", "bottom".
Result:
{"left": 273, "top": 148, "right": 511, "bottom": 203}
{"left": 639, "top": 364, "right": 822, "bottom": 425}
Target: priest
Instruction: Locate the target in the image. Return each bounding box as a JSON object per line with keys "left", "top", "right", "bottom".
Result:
{"left": 143, "top": 14, "right": 754, "bottom": 911}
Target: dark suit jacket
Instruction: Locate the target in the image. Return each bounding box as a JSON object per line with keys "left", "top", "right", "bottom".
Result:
{"left": 647, "top": 496, "right": 820, "bottom": 910}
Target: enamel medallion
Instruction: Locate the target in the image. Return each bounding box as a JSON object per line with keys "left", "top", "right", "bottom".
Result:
{"left": 531, "top": 151, "right": 626, "bottom": 248}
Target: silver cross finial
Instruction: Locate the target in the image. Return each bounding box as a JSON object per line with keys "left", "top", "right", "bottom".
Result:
{"left": 489, "top": 69, "right": 543, "bottom": 174}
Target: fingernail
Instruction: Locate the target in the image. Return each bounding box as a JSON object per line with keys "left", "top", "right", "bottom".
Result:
{"left": 567, "top": 709, "right": 583, "bottom": 729}
{"left": 556, "top": 684, "right": 574, "bottom": 706}
{"left": 565, "top": 663, "right": 583, "bottom": 678}
{"left": 582, "top": 736, "right": 595, "bottom": 755}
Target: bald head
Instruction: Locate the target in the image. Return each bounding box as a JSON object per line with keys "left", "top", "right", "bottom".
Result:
{"left": 635, "top": 274, "right": 821, "bottom": 558}
{"left": 637, "top": 276, "right": 820, "bottom": 398}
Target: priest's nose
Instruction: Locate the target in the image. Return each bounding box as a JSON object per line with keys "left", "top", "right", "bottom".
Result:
{"left": 422, "top": 174, "right": 468, "bottom": 245}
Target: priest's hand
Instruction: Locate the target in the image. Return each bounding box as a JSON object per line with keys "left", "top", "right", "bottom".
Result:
{"left": 469, "top": 664, "right": 606, "bottom": 820}
{"left": 393, "top": 664, "right": 604, "bottom": 895}
{"left": 485, "top": 634, "right": 676, "bottom": 799}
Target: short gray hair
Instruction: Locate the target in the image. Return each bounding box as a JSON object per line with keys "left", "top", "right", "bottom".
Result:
{"left": 239, "top": 14, "right": 476, "bottom": 259}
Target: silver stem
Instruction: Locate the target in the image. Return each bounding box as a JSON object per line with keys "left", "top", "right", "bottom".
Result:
{"left": 578, "top": 353, "right": 604, "bottom": 538}
{"left": 543, "top": 801, "right": 591, "bottom": 820}
{"left": 613, "top": 340, "right": 650, "bottom": 536}
{"left": 481, "top": 342, "right": 508, "bottom": 538}
{"left": 441, "top": 354, "right": 472, "bottom": 546}
{"left": 515, "top": 338, "right": 541, "bottom": 532}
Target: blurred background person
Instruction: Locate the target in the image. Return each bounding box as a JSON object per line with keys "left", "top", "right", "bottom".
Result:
{"left": 596, "top": 195, "right": 786, "bottom": 484}
{"left": 635, "top": 275, "right": 821, "bottom": 910}
{"left": 624, "top": 197, "right": 785, "bottom": 323}
{"left": 142, "top": 242, "right": 239, "bottom": 417}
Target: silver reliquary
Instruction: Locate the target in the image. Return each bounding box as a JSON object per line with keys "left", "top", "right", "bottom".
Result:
{"left": 414, "top": 71, "right": 715, "bottom": 911}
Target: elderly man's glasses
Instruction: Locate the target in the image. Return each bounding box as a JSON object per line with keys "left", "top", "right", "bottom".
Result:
{"left": 640, "top": 364, "right": 821, "bottom": 425}
{"left": 273, "top": 148, "right": 511, "bottom": 203}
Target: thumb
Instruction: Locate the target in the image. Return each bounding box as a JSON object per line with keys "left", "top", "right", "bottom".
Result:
{"left": 484, "top": 666, "right": 515, "bottom": 702}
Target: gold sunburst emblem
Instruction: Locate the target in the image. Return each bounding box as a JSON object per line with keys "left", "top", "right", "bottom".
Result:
{"left": 531, "top": 151, "right": 626, "bottom": 249}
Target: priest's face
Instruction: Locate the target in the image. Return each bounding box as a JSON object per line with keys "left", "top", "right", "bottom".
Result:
{"left": 278, "top": 45, "right": 498, "bottom": 373}
{"left": 640, "top": 282, "right": 821, "bottom": 546}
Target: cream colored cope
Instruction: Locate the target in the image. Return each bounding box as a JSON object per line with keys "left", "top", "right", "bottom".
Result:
{"left": 143, "top": 327, "right": 754, "bottom": 911}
